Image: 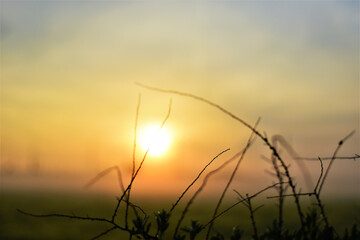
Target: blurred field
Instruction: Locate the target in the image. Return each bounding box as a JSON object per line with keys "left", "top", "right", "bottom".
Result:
{"left": 1, "top": 189, "right": 359, "bottom": 239}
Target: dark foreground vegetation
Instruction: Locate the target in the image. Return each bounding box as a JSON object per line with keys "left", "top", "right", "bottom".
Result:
{"left": 18, "top": 84, "right": 360, "bottom": 240}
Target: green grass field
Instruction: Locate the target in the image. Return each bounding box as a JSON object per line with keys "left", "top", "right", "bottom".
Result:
{"left": 1, "top": 189, "right": 358, "bottom": 239}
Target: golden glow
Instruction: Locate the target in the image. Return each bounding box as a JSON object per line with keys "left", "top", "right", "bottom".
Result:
{"left": 139, "top": 125, "right": 171, "bottom": 157}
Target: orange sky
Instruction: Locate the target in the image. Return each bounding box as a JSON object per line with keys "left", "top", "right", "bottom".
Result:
{"left": 1, "top": 1, "right": 359, "bottom": 196}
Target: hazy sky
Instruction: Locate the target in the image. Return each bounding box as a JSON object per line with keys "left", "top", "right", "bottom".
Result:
{"left": 1, "top": 1, "right": 359, "bottom": 195}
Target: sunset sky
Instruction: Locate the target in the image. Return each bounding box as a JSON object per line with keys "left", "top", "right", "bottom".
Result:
{"left": 1, "top": 1, "right": 359, "bottom": 196}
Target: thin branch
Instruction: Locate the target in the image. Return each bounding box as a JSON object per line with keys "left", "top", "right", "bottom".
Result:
{"left": 206, "top": 118, "right": 260, "bottom": 239}
{"left": 90, "top": 226, "right": 117, "bottom": 240}
{"left": 84, "top": 165, "right": 125, "bottom": 192}
{"left": 272, "top": 135, "right": 313, "bottom": 192}
{"left": 17, "top": 209, "right": 120, "bottom": 228}
{"left": 132, "top": 94, "right": 141, "bottom": 177}
{"left": 267, "top": 192, "right": 314, "bottom": 199}
{"left": 119, "top": 199, "right": 147, "bottom": 219}
{"left": 172, "top": 148, "right": 233, "bottom": 238}
{"left": 253, "top": 205, "right": 264, "bottom": 213}
{"left": 294, "top": 155, "right": 360, "bottom": 161}
{"left": 18, "top": 208, "right": 158, "bottom": 240}
{"left": 203, "top": 182, "right": 287, "bottom": 229}
{"left": 246, "top": 194, "right": 259, "bottom": 240}
{"left": 112, "top": 148, "right": 149, "bottom": 221}
{"left": 160, "top": 98, "right": 172, "bottom": 129}
{"left": 234, "top": 190, "right": 263, "bottom": 240}
{"left": 233, "top": 189, "right": 247, "bottom": 206}
{"left": 136, "top": 83, "right": 306, "bottom": 228}
{"left": 127, "top": 201, "right": 147, "bottom": 218}
{"left": 136, "top": 82, "right": 256, "bottom": 132}
{"left": 271, "top": 150, "right": 284, "bottom": 230}
{"left": 126, "top": 94, "right": 142, "bottom": 228}
{"left": 314, "top": 157, "right": 324, "bottom": 193}
{"left": 112, "top": 99, "right": 172, "bottom": 223}
{"left": 318, "top": 131, "right": 355, "bottom": 194}
{"left": 315, "top": 193, "right": 330, "bottom": 227}
{"left": 169, "top": 148, "right": 230, "bottom": 213}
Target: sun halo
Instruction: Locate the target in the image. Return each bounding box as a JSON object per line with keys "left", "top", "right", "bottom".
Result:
{"left": 138, "top": 125, "right": 171, "bottom": 157}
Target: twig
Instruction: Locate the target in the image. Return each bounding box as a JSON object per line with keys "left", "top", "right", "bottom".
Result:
{"left": 205, "top": 118, "right": 260, "bottom": 239}
{"left": 314, "top": 191, "right": 329, "bottom": 227}
{"left": 314, "top": 157, "right": 324, "bottom": 193}
{"left": 318, "top": 131, "right": 355, "bottom": 194}
{"left": 84, "top": 165, "right": 125, "bottom": 192}
{"left": 112, "top": 149, "right": 149, "bottom": 222}
{"left": 272, "top": 135, "right": 313, "bottom": 192}
{"left": 112, "top": 98, "right": 172, "bottom": 224}
{"left": 18, "top": 209, "right": 158, "bottom": 240}
{"left": 295, "top": 155, "right": 360, "bottom": 161}
{"left": 169, "top": 148, "right": 230, "bottom": 213}
{"left": 246, "top": 193, "right": 259, "bottom": 240}
{"left": 160, "top": 98, "right": 172, "bottom": 129}
{"left": 90, "top": 226, "right": 117, "bottom": 240}
{"left": 119, "top": 199, "right": 147, "bottom": 219}
{"left": 267, "top": 192, "right": 315, "bottom": 199}
{"left": 172, "top": 148, "right": 233, "bottom": 238}
{"left": 234, "top": 191, "right": 259, "bottom": 240}
{"left": 203, "top": 182, "right": 287, "bottom": 229}
{"left": 271, "top": 150, "right": 285, "bottom": 230}
{"left": 126, "top": 94, "right": 142, "bottom": 228}
{"left": 17, "top": 209, "right": 121, "bottom": 228}
{"left": 132, "top": 94, "right": 141, "bottom": 177}
{"left": 313, "top": 156, "right": 329, "bottom": 227}
{"left": 136, "top": 83, "right": 306, "bottom": 229}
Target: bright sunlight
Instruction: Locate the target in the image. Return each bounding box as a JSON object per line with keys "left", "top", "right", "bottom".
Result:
{"left": 139, "top": 125, "right": 171, "bottom": 157}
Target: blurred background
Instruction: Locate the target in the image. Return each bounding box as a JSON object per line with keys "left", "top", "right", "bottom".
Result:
{"left": 1, "top": 1, "right": 359, "bottom": 239}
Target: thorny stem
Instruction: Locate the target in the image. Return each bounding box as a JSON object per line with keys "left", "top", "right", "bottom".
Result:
{"left": 267, "top": 137, "right": 285, "bottom": 231}
{"left": 314, "top": 193, "right": 329, "bottom": 227}
{"left": 235, "top": 192, "right": 260, "bottom": 240}
{"left": 272, "top": 135, "right": 313, "bottom": 193}
{"left": 272, "top": 153, "right": 284, "bottom": 231}
{"left": 268, "top": 137, "right": 355, "bottom": 231}
{"left": 246, "top": 194, "right": 259, "bottom": 240}
{"left": 267, "top": 141, "right": 305, "bottom": 230}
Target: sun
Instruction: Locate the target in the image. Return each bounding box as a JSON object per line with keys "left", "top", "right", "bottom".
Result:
{"left": 138, "top": 125, "right": 171, "bottom": 157}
